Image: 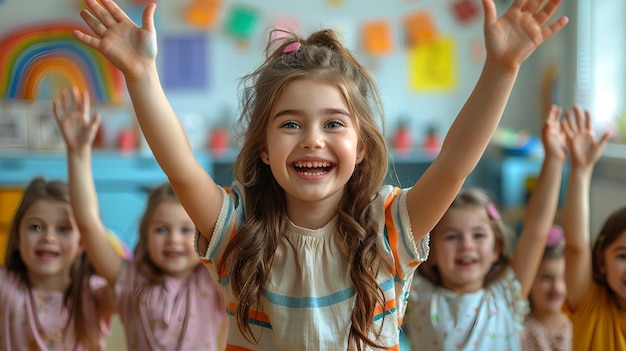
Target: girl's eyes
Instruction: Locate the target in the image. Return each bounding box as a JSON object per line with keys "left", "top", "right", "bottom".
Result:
{"left": 29, "top": 224, "right": 42, "bottom": 232}
{"left": 281, "top": 121, "right": 301, "bottom": 129}
{"left": 279, "top": 120, "right": 346, "bottom": 129}
{"left": 326, "top": 120, "right": 345, "bottom": 129}
{"left": 443, "top": 234, "right": 458, "bottom": 241}
{"left": 155, "top": 227, "right": 168, "bottom": 235}
{"left": 473, "top": 232, "right": 487, "bottom": 239}
{"left": 57, "top": 226, "right": 71, "bottom": 234}
{"left": 182, "top": 227, "right": 195, "bottom": 235}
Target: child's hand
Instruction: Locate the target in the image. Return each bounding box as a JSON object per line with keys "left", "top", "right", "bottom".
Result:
{"left": 561, "top": 105, "right": 612, "bottom": 169}
{"left": 73, "top": 0, "right": 157, "bottom": 80}
{"left": 483, "top": 0, "right": 568, "bottom": 72}
{"left": 53, "top": 87, "right": 101, "bottom": 152}
{"left": 542, "top": 104, "right": 567, "bottom": 162}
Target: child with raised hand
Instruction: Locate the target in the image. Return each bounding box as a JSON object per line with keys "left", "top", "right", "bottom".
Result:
{"left": 522, "top": 225, "right": 572, "bottom": 351}
{"left": 73, "top": 0, "right": 567, "bottom": 349}
{"left": 53, "top": 87, "right": 228, "bottom": 351}
{"left": 406, "top": 104, "right": 568, "bottom": 350}
{"left": 560, "top": 105, "right": 617, "bottom": 350}
{"left": 0, "top": 176, "right": 115, "bottom": 350}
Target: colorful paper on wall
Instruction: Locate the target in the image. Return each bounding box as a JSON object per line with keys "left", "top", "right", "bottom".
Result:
{"left": 162, "top": 34, "right": 209, "bottom": 90}
{"left": 403, "top": 11, "right": 438, "bottom": 48}
{"left": 185, "top": 0, "right": 222, "bottom": 29}
{"left": 408, "top": 37, "right": 456, "bottom": 91}
{"left": 451, "top": 0, "right": 480, "bottom": 24}
{"left": 223, "top": 4, "right": 259, "bottom": 41}
{"left": 361, "top": 20, "right": 394, "bottom": 56}
{"left": 0, "top": 22, "right": 125, "bottom": 104}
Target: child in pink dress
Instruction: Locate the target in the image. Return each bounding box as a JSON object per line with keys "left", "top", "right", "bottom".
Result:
{"left": 0, "top": 177, "right": 116, "bottom": 351}
{"left": 54, "top": 87, "right": 228, "bottom": 351}
{"left": 522, "top": 225, "right": 572, "bottom": 351}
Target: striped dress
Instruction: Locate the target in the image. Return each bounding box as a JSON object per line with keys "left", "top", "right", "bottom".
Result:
{"left": 195, "top": 182, "right": 429, "bottom": 350}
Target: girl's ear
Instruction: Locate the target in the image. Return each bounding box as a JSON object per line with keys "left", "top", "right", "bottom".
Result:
{"left": 356, "top": 148, "right": 365, "bottom": 164}
{"left": 261, "top": 149, "right": 270, "bottom": 165}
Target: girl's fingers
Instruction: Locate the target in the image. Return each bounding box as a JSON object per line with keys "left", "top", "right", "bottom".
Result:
{"left": 573, "top": 105, "right": 585, "bottom": 131}
{"left": 584, "top": 109, "right": 593, "bottom": 131}
{"left": 100, "top": 0, "right": 134, "bottom": 26}
{"left": 141, "top": 3, "right": 157, "bottom": 32}
{"left": 533, "top": 0, "right": 562, "bottom": 27}
{"left": 522, "top": 0, "right": 543, "bottom": 15}
{"left": 79, "top": 9, "right": 108, "bottom": 38}
{"left": 482, "top": 0, "right": 498, "bottom": 27}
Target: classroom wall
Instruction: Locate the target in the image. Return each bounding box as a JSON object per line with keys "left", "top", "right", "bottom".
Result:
{"left": 0, "top": 0, "right": 578, "bottom": 147}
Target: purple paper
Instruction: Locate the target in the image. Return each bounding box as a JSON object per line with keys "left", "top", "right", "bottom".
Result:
{"left": 162, "top": 34, "right": 209, "bottom": 90}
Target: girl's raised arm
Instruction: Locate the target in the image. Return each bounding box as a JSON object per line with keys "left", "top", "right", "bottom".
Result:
{"left": 54, "top": 88, "right": 122, "bottom": 286}
{"left": 511, "top": 105, "right": 566, "bottom": 298}
{"left": 406, "top": 0, "right": 568, "bottom": 241}
{"left": 73, "top": 0, "right": 222, "bottom": 242}
{"left": 561, "top": 105, "right": 611, "bottom": 310}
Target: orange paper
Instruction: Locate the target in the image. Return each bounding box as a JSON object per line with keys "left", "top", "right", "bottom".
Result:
{"left": 403, "top": 11, "right": 438, "bottom": 48}
{"left": 361, "top": 20, "right": 394, "bottom": 55}
{"left": 185, "top": 0, "right": 222, "bottom": 29}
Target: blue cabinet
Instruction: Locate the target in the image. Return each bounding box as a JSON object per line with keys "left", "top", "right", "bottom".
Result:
{"left": 0, "top": 152, "right": 212, "bottom": 249}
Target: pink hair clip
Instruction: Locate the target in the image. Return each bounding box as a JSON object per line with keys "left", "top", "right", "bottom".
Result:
{"left": 283, "top": 41, "right": 301, "bottom": 54}
{"left": 486, "top": 203, "right": 500, "bottom": 221}
{"left": 546, "top": 225, "right": 564, "bottom": 247}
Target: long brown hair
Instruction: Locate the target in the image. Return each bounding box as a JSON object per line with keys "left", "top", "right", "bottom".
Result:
{"left": 218, "top": 29, "right": 389, "bottom": 349}
{"left": 418, "top": 188, "right": 512, "bottom": 287}
{"left": 5, "top": 177, "right": 101, "bottom": 350}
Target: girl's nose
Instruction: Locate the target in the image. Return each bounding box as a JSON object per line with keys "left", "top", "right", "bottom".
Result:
{"left": 300, "top": 128, "right": 324, "bottom": 150}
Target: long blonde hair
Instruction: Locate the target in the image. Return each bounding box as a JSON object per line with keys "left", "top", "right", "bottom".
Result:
{"left": 218, "top": 29, "right": 389, "bottom": 349}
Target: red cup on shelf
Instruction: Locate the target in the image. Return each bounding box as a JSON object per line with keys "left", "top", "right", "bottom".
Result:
{"left": 117, "top": 129, "right": 136, "bottom": 154}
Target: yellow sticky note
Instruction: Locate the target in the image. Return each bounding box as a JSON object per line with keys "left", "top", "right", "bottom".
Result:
{"left": 408, "top": 37, "right": 456, "bottom": 91}
{"left": 361, "top": 20, "right": 393, "bottom": 55}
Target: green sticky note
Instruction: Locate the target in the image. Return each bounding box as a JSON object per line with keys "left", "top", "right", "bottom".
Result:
{"left": 224, "top": 4, "right": 259, "bottom": 40}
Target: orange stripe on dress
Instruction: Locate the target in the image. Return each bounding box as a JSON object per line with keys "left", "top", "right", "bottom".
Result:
{"left": 227, "top": 302, "right": 271, "bottom": 324}
{"left": 374, "top": 298, "right": 397, "bottom": 315}
{"left": 385, "top": 198, "right": 402, "bottom": 278}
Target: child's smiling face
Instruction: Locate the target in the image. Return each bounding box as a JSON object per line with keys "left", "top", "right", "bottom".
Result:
{"left": 601, "top": 230, "right": 626, "bottom": 308}
{"left": 262, "top": 77, "right": 364, "bottom": 227}
{"left": 18, "top": 199, "right": 82, "bottom": 290}
{"left": 529, "top": 257, "right": 566, "bottom": 315}
{"left": 428, "top": 205, "right": 500, "bottom": 293}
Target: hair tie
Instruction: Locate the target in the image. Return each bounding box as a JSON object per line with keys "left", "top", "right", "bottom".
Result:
{"left": 597, "top": 233, "right": 607, "bottom": 246}
{"left": 486, "top": 203, "right": 500, "bottom": 221}
{"left": 545, "top": 225, "right": 564, "bottom": 247}
{"left": 283, "top": 41, "right": 301, "bottom": 54}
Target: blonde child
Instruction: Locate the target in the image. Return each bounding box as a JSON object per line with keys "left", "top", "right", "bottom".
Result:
{"left": 406, "top": 105, "right": 568, "bottom": 350}
{"left": 72, "top": 0, "right": 567, "bottom": 349}
{"left": 560, "top": 105, "right": 618, "bottom": 350}
{"left": 53, "top": 88, "right": 228, "bottom": 351}
{"left": 0, "top": 177, "right": 116, "bottom": 350}
{"left": 522, "top": 225, "right": 572, "bottom": 351}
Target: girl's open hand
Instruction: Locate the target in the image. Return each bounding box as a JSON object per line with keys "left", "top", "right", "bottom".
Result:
{"left": 73, "top": 0, "right": 157, "bottom": 80}
{"left": 482, "top": 0, "right": 569, "bottom": 72}
{"left": 561, "top": 105, "right": 612, "bottom": 169}
{"left": 53, "top": 87, "right": 101, "bottom": 152}
{"left": 542, "top": 104, "right": 567, "bottom": 161}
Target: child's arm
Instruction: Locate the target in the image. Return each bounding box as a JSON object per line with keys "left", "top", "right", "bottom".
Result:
{"left": 73, "top": 0, "right": 222, "bottom": 249}
{"left": 561, "top": 105, "right": 611, "bottom": 310}
{"left": 511, "top": 105, "right": 566, "bottom": 298}
{"left": 406, "top": 0, "right": 568, "bottom": 240}
{"left": 53, "top": 87, "right": 123, "bottom": 286}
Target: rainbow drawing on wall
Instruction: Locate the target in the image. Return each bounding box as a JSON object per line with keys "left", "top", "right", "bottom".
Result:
{"left": 0, "top": 22, "right": 125, "bottom": 104}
